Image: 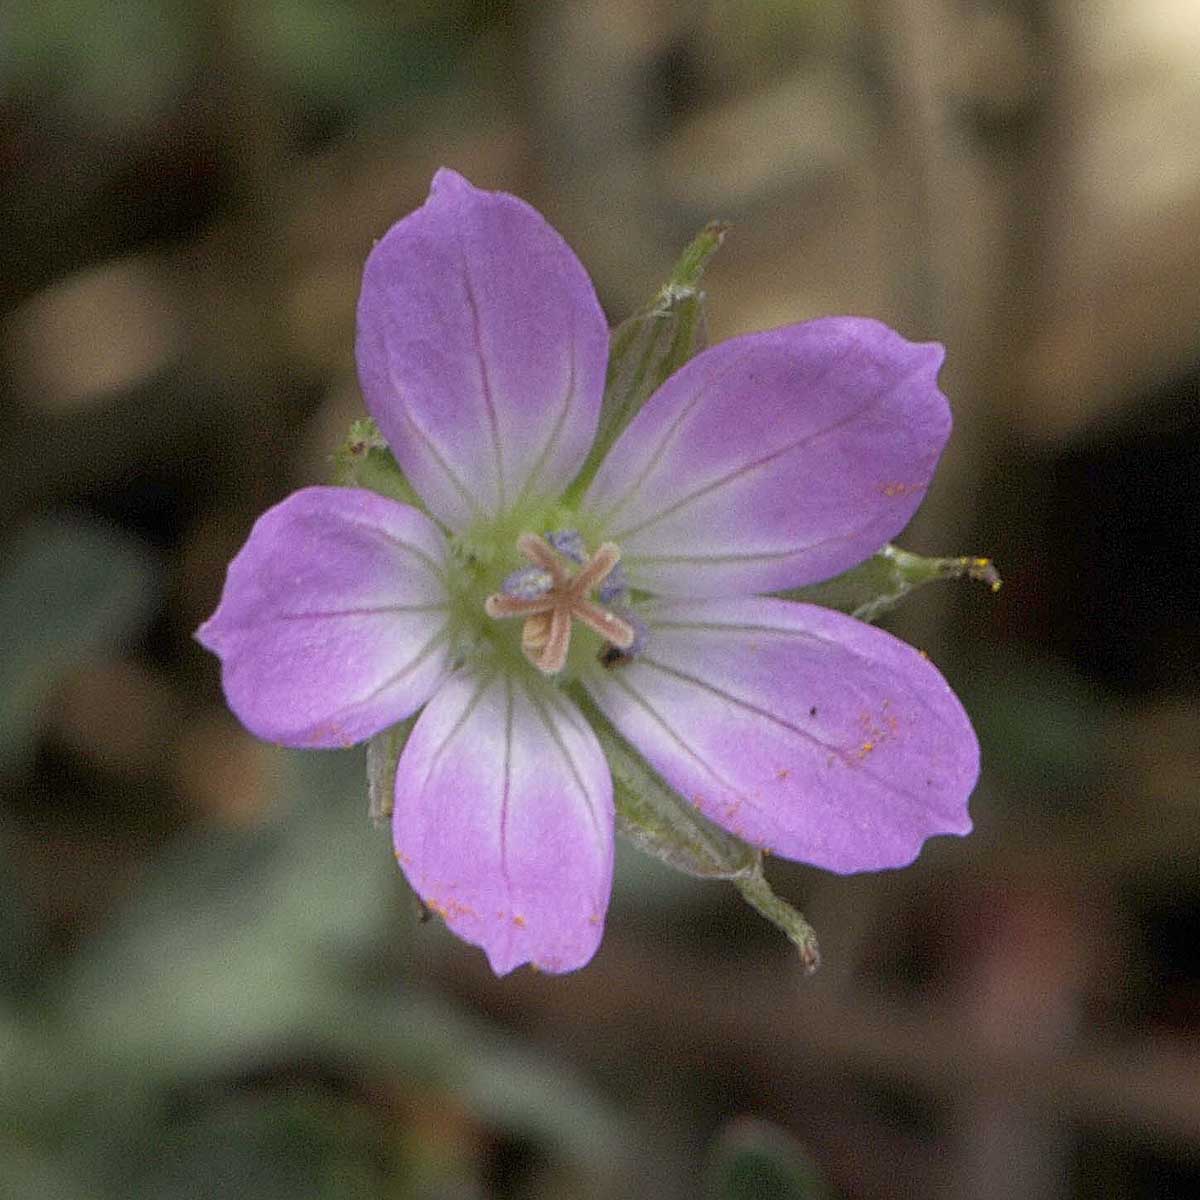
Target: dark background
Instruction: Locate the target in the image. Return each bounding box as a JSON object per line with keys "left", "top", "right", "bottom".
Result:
{"left": 3, "top": 1, "right": 1199, "bottom": 1197}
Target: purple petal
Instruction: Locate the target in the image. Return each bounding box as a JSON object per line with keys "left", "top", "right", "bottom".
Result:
{"left": 584, "top": 318, "right": 952, "bottom": 596}
{"left": 393, "top": 670, "right": 614, "bottom": 975}
{"left": 583, "top": 597, "right": 977, "bottom": 873}
{"left": 356, "top": 169, "right": 609, "bottom": 530}
{"left": 197, "top": 487, "right": 452, "bottom": 748}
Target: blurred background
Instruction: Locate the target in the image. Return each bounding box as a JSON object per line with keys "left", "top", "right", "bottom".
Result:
{"left": 3, "top": 1, "right": 1199, "bottom": 1196}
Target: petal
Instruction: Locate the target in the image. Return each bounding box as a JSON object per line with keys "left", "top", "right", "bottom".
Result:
{"left": 356, "top": 169, "right": 609, "bottom": 530}
{"left": 393, "top": 670, "right": 614, "bottom": 975}
{"left": 583, "top": 597, "right": 977, "bottom": 873}
{"left": 197, "top": 487, "right": 452, "bottom": 748}
{"left": 584, "top": 318, "right": 952, "bottom": 596}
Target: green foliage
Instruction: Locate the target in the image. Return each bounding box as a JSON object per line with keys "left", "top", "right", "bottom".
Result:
{"left": 111, "top": 1092, "right": 391, "bottom": 1200}
{"left": 958, "top": 653, "right": 1105, "bottom": 798}
{"left": 707, "top": 1118, "right": 835, "bottom": 1200}
{"left": 1, "top": 0, "right": 193, "bottom": 127}
{"left": 1, "top": 0, "right": 511, "bottom": 127}
{"left": 0, "top": 747, "right": 627, "bottom": 1197}
{"left": 0, "top": 516, "right": 156, "bottom": 773}
{"left": 242, "top": 0, "right": 507, "bottom": 113}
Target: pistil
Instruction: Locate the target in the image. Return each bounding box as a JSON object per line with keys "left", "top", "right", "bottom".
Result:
{"left": 484, "top": 532, "right": 636, "bottom": 674}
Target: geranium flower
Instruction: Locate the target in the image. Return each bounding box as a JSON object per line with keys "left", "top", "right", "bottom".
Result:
{"left": 198, "top": 169, "right": 978, "bottom": 975}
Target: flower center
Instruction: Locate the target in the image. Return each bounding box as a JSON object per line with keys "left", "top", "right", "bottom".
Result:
{"left": 483, "top": 532, "right": 636, "bottom": 675}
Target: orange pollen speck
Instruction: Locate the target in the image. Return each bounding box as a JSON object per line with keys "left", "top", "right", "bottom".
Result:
{"left": 484, "top": 533, "right": 636, "bottom": 675}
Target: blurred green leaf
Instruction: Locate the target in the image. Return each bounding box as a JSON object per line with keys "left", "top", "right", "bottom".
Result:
{"left": 112, "top": 1091, "right": 391, "bottom": 1200}
{"left": 243, "top": 0, "right": 500, "bottom": 113}
{"left": 959, "top": 652, "right": 1107, "bottom": 798}
{"left": 707, "top": 1117, "right": 835, "bottom": 1200}
{"left": 0, "top": 1143, "right": 91, "bottom": 1200}
{"left": 0, "top": 988, "right": 94, "bottom": 1198}
{"left": 462, "top": 1045, "right": 627, "bottom": 1182}
{"left": 51, "top": 749, "right": 409, "bottom": 1092}
{"left": 567, "top": 222, "right": 727, "bottom": 501}
{"left": 0, "top": 516, "right": 156, "bottom": 772}
{"left": 1, "top": 0, "right": 192, "bottom": 128}
{"left": 780, "top": 543, "right": 1000, "bottom": 624}
{"left": 0, "top": 829, "right": 41, "bottom": 996}
{"left": 24, "top": 746, "right": 627, "bottom": 1195}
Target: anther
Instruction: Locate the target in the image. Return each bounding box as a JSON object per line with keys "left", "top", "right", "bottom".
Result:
{"left": 501, "top": 565, "right": 554, "bottom": 600}
{"left": 543, "top": 530, "right": 586, "bottom": 564}
{"left": 596, "top": 561, "right": 628, "bottom": 606}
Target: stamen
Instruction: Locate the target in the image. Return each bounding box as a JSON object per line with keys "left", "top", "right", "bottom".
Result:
{"left": 521, "top": 611, "right": 552, "bottom": 652}
{"left": 572, "top": 542, "right": 622, "bottom": 593}
{"left": 515, "top": 533, "right": 569, "bottom": 583}
{"left": 483, "top": 531, "right": 641, "bottom": 675}
{"left": 537, "top": 607, "right": 573, "bottom": 674}
{"left": 485, "top": 592, "right": 555, "bottom": 619}
{"left": 573, "top": 600, "right": 636, "bottom": 649}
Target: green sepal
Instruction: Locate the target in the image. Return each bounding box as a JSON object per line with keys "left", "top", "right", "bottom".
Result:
{"left": 331, "top": 418, "right": 423, "bottom": 509}
{"left": 706, "top": 1117, "right": 834, "bottom": 1200}
{"left": 566, "top": 221, "right": 727, "bottom": 501}
{"left": 780, "top": 543, "right": 1001, "bottom": 624}
{"left": 573, "top": 687, "right": 758, "bottom": 880}
{"left": 576, "top": 688, "right": 819, "bottom": 967}
{"left": 733, "top": 868, "right": 820, "bottom": 974}
{"left": 365, "top": 714, "right": 417, "bottom": 828}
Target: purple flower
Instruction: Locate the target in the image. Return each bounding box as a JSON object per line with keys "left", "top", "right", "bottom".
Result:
{"left": 197, "top": 169, "right": 978, "bottom": 975}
